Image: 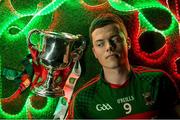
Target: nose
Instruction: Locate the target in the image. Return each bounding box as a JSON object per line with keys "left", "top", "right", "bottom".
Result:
{"left": 106, "top": 40, "right": 115, "bottom": 52}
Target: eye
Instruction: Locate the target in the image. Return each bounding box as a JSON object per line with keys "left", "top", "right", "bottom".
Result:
{"left": 97, "top": 42, "right": 104, "bottom": 47}
{"left": 96, "top": 41, "right": 104, "bottom": 47}
{"left": 111, "top": 36, "right": 120, "bottom": 43}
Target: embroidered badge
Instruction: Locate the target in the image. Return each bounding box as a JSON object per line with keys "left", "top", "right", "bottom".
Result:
{"left": 142, "top": 92, "right": 154, "bottom": 105}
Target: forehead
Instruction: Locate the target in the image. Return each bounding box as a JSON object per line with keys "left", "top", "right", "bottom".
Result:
{"left": 91, "top": 24, "right": 123, "bottom": 41}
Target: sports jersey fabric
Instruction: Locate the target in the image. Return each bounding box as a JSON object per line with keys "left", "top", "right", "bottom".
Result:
{"left": 67, "top": 66, "right": 179, "bottom": 119}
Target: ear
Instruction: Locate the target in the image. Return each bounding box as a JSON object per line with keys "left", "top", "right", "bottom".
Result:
{"left": 127, "top": 37, "right": 131, "bottom": 49}
{"left": 92, "top": 47, "right": 98, "bottom": 59}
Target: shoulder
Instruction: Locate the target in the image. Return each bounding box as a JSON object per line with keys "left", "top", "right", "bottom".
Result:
{"left": 132, "top": 66, "right": 179, "bottom": 94}
{"left": 67, "top": 74, "right": 101, "bottom": 118}
{"left": 132, "top": 66, "right": 176, "bottom": 85}
{"left": 133, "top": 66, "right": 164, "bottom": 73}
{"left": 73, "top": 74, "right": 100, "bottom": 99}
{"left": 132, "top": 66, "right": 171, "bottom": 78}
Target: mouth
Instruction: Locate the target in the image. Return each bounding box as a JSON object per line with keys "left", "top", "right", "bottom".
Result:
{"left": 106, "top": 54, "right": 120, "bottom": 59}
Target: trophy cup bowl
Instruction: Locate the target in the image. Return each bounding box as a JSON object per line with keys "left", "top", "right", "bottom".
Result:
{"left": 28, "top": 29, "right": 86, "bottom": 97}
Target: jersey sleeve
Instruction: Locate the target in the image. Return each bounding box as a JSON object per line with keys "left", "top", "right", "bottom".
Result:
{"left": 67, "top": 92, "right": 85, "bottom": 119}
{"left": 157, "top": 71, "right": 180, "bottom": 118}
{"left": 73, "top": 95, "right": 85, "bottom": 119}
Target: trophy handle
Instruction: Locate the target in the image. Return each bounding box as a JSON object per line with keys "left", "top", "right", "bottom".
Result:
{"left": 71, "top": 35, "right": 86, "bottom": 61}
{"left": 27, "top": 29, "right": 43, "bottom": 50}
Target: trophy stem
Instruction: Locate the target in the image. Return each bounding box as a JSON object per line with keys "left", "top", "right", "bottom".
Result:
{"left": 45, "top": 68, "right": 54, "bottom": 89}
{"left": 32, "top": 68, "right": 65, "bottom": 97}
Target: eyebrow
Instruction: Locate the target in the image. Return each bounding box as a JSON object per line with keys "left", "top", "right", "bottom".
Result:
{"left": 110, "top": 34, "right": 119, "bottom": 39}
{"left": 94, "top": 34, "right": 121, "bottom": 42}
{"left": 93, "top": 31, "right": 125, "bottom": 42}
{"left": 95, "top": 39, "right": 104, "bottom": 43}
{"left": 110, "top": 33, "right": 125, "bottom": 40}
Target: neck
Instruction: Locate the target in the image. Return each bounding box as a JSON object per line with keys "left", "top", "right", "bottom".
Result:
{"left": 103, "top": 64, "right": 130, "bottom": 85}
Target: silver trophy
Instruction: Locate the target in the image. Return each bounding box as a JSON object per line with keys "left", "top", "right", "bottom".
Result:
{"left": 27, "top": 29, "right": 86, "bottom": 97}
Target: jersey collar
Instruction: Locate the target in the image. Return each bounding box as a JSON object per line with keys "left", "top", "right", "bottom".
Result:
{"left": 99, "top": 67, "right": 134, "bottom": 89}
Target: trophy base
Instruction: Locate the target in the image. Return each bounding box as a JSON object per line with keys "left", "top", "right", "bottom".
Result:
{"left": 31, "top": 85, "right": 65, "bottom": 98}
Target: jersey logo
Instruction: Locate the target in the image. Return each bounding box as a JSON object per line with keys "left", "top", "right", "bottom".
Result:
{"left": 96, "top": 103, "right": 113, "bottom": 111}
{"left": 142, "top": 92, "right": 154, "bottom": 105}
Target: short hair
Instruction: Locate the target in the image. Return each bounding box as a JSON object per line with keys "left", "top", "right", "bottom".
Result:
{"left": 89, "top": 13, "right": 128, "bottom": 41}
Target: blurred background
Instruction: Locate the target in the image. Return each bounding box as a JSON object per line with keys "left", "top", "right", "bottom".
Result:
{"left": 0, "top": 0, "right": 179, "bottom": 119}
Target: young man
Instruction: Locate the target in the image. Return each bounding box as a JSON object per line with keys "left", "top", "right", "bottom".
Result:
{"left": 67, "top": 13, "right": 180, "bottom": 119}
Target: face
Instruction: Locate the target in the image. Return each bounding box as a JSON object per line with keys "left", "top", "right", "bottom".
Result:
{"left": 91, "top": 23, "right": 130, "bottom": 69}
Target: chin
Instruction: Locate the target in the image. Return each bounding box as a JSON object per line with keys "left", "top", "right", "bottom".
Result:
{"left": 104, "top": 63, "right": 120, "bottom": 69}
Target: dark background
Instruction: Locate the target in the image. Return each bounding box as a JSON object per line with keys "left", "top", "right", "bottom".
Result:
{"left": 0, "top": 0, "right": 179, "bottom": 119}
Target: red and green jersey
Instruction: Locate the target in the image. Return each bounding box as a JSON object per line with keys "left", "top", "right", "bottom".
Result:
{"left": 67, "top": 66, "right": 179, "bottom": 119}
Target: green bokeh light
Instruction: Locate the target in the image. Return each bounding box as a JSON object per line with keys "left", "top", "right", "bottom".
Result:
{"left": 108, "top": 0, "right": 179, "bottom": 36}
{"left": 0, "top": 0, "right": 179, "bottom": 119}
